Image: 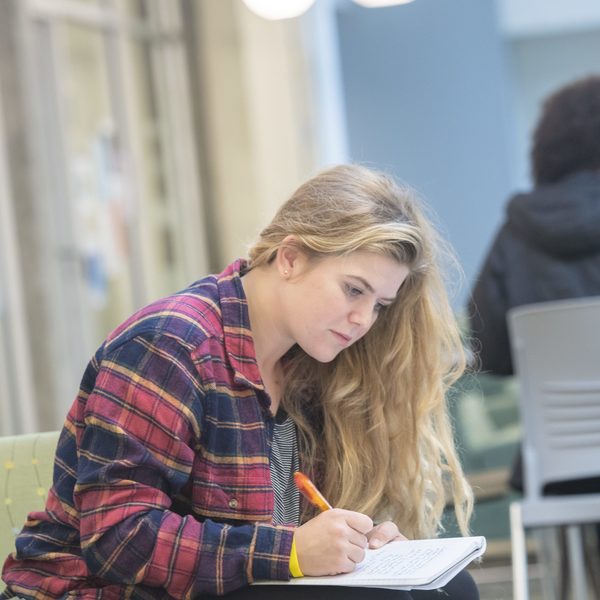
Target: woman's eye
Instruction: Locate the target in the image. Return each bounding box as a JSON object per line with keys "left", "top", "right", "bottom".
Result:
{"left": 374, "top": 302, "right": 386, "bottom": 313}
{"left": 344, "top": 283, "right": 363, "bottom": 297}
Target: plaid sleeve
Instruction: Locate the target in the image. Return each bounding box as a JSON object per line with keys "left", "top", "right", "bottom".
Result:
{"left": 75, "top": 334, "right": 293, "bottom": 597}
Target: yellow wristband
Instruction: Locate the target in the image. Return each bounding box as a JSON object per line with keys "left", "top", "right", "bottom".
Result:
{"left": 289, "top": 535, "right": 304, "bottom": 578}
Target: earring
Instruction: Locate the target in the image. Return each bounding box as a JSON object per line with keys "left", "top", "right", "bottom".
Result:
{"left": 283, "top": 270, "right": 289, "bottom": 276}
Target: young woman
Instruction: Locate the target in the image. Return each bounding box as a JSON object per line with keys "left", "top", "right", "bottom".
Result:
{"left": 1, "top": 165, "right": 478, "bottom": 599}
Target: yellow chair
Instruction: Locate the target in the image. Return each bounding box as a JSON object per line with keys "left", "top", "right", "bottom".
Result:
{"left": 0, "top": 431, "right": 60, "bottom": 562}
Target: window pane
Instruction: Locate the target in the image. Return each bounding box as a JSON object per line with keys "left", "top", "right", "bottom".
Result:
{"left": 58, "top": 23, "right": 136, "bottom": 345}
{"left": 126, "top": 36, "right": 188, "bottom": 297}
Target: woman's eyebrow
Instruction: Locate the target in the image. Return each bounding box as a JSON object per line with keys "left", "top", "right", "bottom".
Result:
{"left": 347, "top": 275, "right": 397, "bottom": 302}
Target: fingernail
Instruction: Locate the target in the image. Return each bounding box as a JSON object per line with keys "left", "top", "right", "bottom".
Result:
{"left": 370, "top": 539, "right": 382, "bottom": 548}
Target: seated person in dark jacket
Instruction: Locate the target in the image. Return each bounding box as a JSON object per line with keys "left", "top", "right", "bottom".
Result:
{"left": 468, "top": 74, "right": 600, "bottom": 494}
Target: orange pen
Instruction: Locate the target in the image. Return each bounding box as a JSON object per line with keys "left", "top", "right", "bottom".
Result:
{"left": 293, "top": 471, "right": 332, "bottom": 512}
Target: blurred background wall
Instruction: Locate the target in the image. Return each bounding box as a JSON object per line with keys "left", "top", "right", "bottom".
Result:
{"left": 0, "top": 0, "right": 599, "bottom": 440}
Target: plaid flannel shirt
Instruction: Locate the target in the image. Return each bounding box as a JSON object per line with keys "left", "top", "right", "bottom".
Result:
{"left": 1, "top": 260, "right": 294, "bottom": 599}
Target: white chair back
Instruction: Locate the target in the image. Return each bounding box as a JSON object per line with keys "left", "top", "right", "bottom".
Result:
{"left": 508, "top": 296, "right": 600, "bottom": 500}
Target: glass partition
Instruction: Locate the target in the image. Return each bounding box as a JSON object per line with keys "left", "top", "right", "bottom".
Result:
{"left": 0, "top": 85, "right": 37, "bottom": 433}
{"left": 22, "top": 0, "right": 208, "bottom": 417}
{"left": 58, "top": 21, "right": 137, "bottom": 345}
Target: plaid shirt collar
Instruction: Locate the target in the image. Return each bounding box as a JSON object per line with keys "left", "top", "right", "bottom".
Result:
{"left": 217, "top": 259, "right": 265, "bottom": 391}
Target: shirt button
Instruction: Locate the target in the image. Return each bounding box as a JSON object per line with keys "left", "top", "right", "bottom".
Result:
{"left": 228, "top": 498, "right": 239, "bottom": 509}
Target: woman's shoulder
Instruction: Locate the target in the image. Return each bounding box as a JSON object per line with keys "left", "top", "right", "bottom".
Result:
{"left": 104, "top": 267, "right": 240, "bottom": 356}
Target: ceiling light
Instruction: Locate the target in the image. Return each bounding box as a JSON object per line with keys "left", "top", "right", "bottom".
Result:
{"left": 353, "top": 0, "right": 416, "bottom": 7}
{"left": 241, "top": 0, "right": 316, "bottom": 20}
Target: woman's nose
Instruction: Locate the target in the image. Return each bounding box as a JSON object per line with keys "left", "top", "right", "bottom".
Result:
{"left": 349, "top": 300, "right": 375, "bottom": 327}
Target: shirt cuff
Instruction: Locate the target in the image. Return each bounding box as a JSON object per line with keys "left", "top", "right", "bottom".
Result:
{"left": 250, "top": 523, "right": 295, "bottom": 582}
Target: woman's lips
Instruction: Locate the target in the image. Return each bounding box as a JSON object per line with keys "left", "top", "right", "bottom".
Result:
{"left": 331, "top": 330, "right": 352, "bottom": 344}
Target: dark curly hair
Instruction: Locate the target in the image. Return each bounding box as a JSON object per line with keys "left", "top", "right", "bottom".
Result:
{"left": 532, "top": 75, "right": 600, "bottom": 185}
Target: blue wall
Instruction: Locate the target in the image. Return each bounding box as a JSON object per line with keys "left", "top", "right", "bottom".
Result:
{"left": 336, "top": 0, "right": 515, "bottom": 308}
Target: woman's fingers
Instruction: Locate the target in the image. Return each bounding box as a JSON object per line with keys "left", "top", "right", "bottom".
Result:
{"left": 367, "top": 520, "right": 408, "bottom": 548}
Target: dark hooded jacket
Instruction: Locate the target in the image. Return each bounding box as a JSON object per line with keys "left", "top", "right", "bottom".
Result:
{"left": 468, "top": 170, "right": 600, "bottom": 375}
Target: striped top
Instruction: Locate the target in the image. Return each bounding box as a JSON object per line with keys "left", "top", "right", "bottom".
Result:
{"left": 1, "top": 260, "right": 299, "bottom": 599}
{"left": 270, "top": 414, "right": 300, "bottom": 526}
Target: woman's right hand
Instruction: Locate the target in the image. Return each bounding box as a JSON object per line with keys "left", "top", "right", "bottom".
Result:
{"left": 293, "top": 508, "right": 373, "bottom": 576}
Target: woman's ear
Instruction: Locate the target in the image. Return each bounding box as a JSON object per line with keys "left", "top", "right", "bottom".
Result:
{"left": 276, "top": 235, "right": 303, "bottom": 278}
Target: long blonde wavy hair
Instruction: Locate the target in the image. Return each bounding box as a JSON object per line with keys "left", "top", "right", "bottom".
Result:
{"left": 247, "top": 164, "right": 473, "bottom": 539}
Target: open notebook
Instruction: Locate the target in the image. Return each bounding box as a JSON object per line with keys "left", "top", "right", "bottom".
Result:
{"left": 255, "top": 536, "right": 486, "bottom": 591}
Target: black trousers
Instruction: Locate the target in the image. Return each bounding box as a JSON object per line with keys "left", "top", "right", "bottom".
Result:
{"left": 215, "top": 569, "right": 479, "bottom": 599}
{"left": 1, "top": 570, "right": 479, "bottom": 600}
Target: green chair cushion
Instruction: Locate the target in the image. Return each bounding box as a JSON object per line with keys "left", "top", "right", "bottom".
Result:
{"left": 0, "top": 431, "right": 60, "bottom": 562}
